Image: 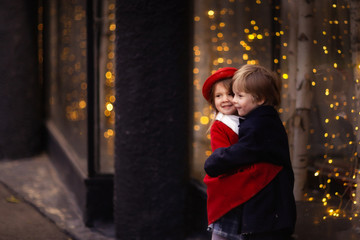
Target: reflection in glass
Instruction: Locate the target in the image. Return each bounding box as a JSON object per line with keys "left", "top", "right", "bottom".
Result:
{"left": 46, "top": 0, "right": 88, "bottom": 172}
{"left": 45, "top": 0, "right": 116, "bottom": 174}
{"left": 98, "top": 0, "right": 116, "bottom": 173}
{"left": 193, "top": 0, "right": 360, "bottom": 226}
{"left": 192, "top": 0, "right": 273, "bottom": 181}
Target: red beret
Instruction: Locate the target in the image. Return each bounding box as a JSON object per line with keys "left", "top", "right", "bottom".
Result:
{"left": 202, "top": 67, "right": 238, "bottom": 102}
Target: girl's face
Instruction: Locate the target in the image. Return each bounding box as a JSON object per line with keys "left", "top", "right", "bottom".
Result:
{"left": 232, "top": 90, "right": 264, "bottom": 117}
{"left": 213, "top": 82, "right": 237, "bottom": 115}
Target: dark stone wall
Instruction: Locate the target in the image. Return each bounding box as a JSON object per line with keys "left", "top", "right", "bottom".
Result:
{"left": 0, "top": 1, "right": 43, "bottom": 159}
{"left": 114, "top": 0, "right": 192, "bottom": 239}
{"left": 0, "top": 0, "right": 42, "bottom": 159}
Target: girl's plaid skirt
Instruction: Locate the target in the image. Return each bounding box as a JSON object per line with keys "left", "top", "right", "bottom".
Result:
{"left": 207, "top": 206, "right": 244, "bottom": 240}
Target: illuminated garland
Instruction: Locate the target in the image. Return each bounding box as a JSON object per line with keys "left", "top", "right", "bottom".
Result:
{"left": 192, "top": 0, "right": 359, "bottom": 222}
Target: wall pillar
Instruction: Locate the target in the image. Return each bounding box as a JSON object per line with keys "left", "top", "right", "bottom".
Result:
{"left": 0, "top": 1, "right": 43, "bottom": 159}
{"left": 114, "top": 0, "right": 192, "bottom": 239}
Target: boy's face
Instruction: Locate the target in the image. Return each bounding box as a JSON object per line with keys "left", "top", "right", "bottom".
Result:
{"left": 232, "top": 90, "right": 264, "bottom": 117}
{"left": 213, "top": 82, "right": 237, "bottom": 115}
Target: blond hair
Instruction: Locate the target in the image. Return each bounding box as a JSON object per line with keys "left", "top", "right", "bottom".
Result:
{"left": 232, "top": 64, "right": 281, "bottom": 107}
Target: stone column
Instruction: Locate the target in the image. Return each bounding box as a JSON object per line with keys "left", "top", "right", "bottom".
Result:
{"left": 0, "top": 1, "right": 43, "bottom": 159}
{"left": 114, "top": 0, "right": 192, "bottom": 239}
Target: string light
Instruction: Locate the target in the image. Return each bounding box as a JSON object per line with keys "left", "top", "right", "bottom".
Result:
{"left": 193, "top": 1, "right": 278, "bottom": 179}
{"left": 193, "top": 1, "right": 359, "bottom": 223}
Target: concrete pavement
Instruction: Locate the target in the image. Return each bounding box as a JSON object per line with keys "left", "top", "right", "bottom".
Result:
{"left": 0, "top": 154, "right": 114, "bottom": 240}
{"left": 0, "top": 182, "right": 71, "bottom": 240}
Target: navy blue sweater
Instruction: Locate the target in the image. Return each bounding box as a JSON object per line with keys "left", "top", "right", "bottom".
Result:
{"left": 204, "top": 105, "right": 296, "bottom": 234}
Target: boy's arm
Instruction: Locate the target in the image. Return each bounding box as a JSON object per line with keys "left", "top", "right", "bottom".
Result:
{"left": 204, "top": 129, "right": 260, "bottom": 177}
{"left": 204, "top": 124, "right": 288, "bottom": 177}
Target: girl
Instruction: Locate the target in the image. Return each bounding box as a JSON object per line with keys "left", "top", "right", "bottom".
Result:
{"left": 202, "top": 67, "right": 283, "bottom": 240}
{"left": 205, "top": 65, "right": 296, "bottom": 240}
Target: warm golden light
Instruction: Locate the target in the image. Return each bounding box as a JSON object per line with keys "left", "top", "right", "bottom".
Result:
{"left": 79, "top": 100, "right": 86, "bottom": 109}
{"left": 109, "top": 23, "right": 116, "bottom": 31}
{"left": 106, "top": 102, "right": 113, "bottom": 111}
{"left": 106, "top": 71, "right": 112, "bottom": 79}
{"left": 200, "top": 116, "right": 209, "bottom": 125}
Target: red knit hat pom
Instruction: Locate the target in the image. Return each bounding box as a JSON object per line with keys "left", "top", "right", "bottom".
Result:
{"left": 202, "top": 67, "right": 238, "bottom": 102}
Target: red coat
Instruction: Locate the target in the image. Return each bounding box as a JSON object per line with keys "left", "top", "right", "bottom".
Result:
{"left": 204, "top": 114, "right": 282, "bottom": 224}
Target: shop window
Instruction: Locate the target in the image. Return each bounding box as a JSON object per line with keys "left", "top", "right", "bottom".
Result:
{"left": 44, "top": 0, "right": 115, "bottom": 175}
{"left": 45, "top": 0, "right": 88, "bottom": 171}
{"left": 192, "top": 0, "right": 360, "bottom": 226}
{"left": 97, "top": 0, "right": 116, "bottom": 174}
{"left": 192, "top": 0, "right": 275, "bottom": 181}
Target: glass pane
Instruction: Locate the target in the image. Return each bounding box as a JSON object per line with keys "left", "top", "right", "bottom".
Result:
{"left": 98, "top": 0, "right": 116, "bottom": 173}
{"left": 46, "top": 0, "right": 88, "bottom": 172}
{"left": 279, "top": 0, "right": 360, "bottom": 234}
{"left": 193, "top": 0, "right": 360, "bottom": 233}
{"left": 192, "top": 0, "right": 273, "bottom": 181}
{"left": 299, "top": 0, "right": 356, "bottom": 217}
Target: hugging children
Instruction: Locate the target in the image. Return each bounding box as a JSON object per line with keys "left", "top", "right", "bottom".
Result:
{"left": 202, "top": 65, "right": 296, "bottom": 240}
